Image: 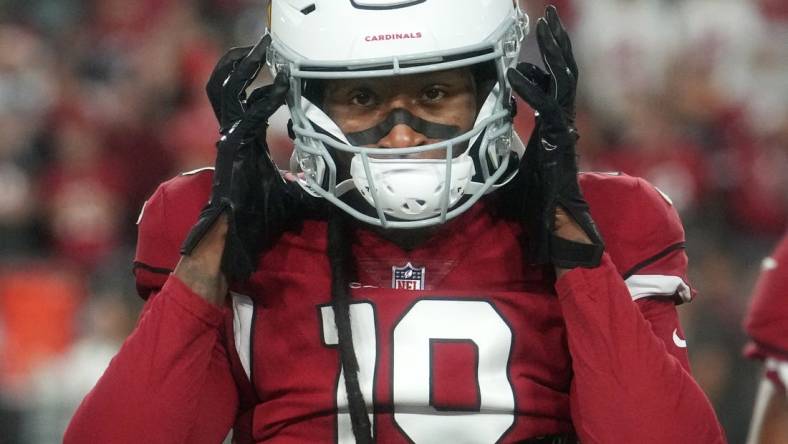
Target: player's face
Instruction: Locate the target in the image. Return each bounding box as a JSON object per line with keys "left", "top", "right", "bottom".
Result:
{"left": 323, "top": 68, "right": 478, "bottom": 159}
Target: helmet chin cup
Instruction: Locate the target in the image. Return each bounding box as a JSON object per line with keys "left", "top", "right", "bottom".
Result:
{"left": 350, "top": 155, "right": 476, "bottom": 221}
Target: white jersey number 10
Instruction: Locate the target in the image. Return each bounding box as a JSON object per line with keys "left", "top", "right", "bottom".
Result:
{"left": 321, "top": 299, "right": 515, "bottom": 443}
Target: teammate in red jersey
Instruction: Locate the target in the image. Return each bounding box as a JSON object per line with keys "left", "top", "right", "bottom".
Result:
{"left": 744, "top": 233, "right": 788, "bottom": 443}
{"left": 66, "top": 2, "right": 725, "bottom": 443}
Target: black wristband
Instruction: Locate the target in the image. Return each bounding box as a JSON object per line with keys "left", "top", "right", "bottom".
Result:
{"left": 550, "top": 235, "right": 604, "bottom": 269}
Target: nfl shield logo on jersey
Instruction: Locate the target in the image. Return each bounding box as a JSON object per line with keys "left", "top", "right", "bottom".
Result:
{"left": 392, "top": 262, "right": 426, "bottom": 290}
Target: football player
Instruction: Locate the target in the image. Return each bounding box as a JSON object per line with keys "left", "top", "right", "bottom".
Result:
{"left": 744, "top": 233, "right": 788, "bottom": 443}
{"left": 66, "top": 1, "right": 725, "bottom": 443}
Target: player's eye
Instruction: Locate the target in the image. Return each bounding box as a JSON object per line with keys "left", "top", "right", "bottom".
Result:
{"left": 350, "top": 89, "right": 378, "bottom": 107}
{"left": 422, "top": 86, "right": 447, "bottom": 102}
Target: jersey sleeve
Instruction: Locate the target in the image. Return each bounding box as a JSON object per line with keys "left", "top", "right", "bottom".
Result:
{"left": 582, "top": 173, "right": 694, "bottom": 304}
{"left": 557, "top": 255, "right": 725, "bottom": 443}
{"left": 744, "top": 233, "right": 788, "bottom": 392}
{"left": 558, "top": 173, "right": 725, "bottom": 443}
{"left": 66, "top": 171, "right": 239, "bottom": 443}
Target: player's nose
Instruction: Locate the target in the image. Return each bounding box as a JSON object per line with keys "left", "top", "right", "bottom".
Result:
{"left": 377, "top": 123, "right": 428, "bottom": 149}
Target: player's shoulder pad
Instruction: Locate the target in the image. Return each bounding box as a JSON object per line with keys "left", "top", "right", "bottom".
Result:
{"left": 133, "top": 168, "right": 214, "bottom": 299}
{"left": 580, "top": 172, "right": 692, "bottom": 302}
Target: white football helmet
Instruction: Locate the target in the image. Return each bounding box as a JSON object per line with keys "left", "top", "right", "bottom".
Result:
{"left": 267, "top": 0, "right": 528, "bottom": 228}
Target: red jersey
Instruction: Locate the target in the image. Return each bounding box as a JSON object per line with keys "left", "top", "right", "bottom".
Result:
{"left": 744, "top": 233, "right": 788, "bottom": 392}
{"left": 66, "top": 171, "right": 725, "bottom": 443}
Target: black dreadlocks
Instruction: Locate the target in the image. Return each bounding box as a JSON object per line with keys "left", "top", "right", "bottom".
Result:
{"left": 327, "top": 210, "right": 373, "bottom": 444}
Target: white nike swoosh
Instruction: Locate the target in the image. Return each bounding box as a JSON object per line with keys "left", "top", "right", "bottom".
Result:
{"left": 672, "top": 329, "right": 687, "bottom": 348}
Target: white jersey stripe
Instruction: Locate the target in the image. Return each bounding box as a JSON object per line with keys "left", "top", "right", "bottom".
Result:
{"left": 232, "top": 292, "right": 254, "bottom": 379}
{"left": 624, "top": 275, "right": 692, "bottom": 303}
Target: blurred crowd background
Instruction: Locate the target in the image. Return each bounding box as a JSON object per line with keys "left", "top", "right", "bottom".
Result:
{"left": 0, "top": 0, "right": 785, "bottom": 442}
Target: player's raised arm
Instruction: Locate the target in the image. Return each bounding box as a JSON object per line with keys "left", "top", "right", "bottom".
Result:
{"left": 510, "top": 6, "right": 725, "bottom": 442}
{"left": 65, "top": 36, "right": 305, "bottom": 443}
{"left": 64, "top": 179, "right": 239, "bottom": 443}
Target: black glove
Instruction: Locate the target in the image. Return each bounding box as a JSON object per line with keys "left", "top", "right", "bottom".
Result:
{"left": 205, "top": 45, "right": 252, "bottom": 123}
{"left": 507, "top": 6, "right": 604, "bottom": 269}
{"left": 181, "top": 35, "right": 304, "bottom": 281}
